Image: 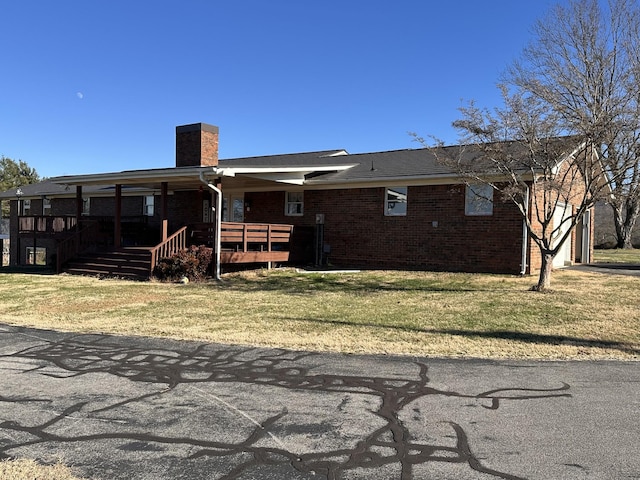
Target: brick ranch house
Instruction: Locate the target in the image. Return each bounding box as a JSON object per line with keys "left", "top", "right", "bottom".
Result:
{"left": 0, "top": 122, "right": 594, "bottom": 279}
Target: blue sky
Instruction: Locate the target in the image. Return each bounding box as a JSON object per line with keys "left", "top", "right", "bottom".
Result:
{"left": 1, "top": 0, "right": 557, "bottom": 178}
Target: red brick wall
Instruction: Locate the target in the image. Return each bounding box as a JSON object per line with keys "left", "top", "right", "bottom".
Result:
{"left": 167, "top": 191, "right": 206, "bottom": 232}
{"left": 245, "top": 185, "right": 526, "bottom": 273}
{"left": 527, "top": 160, "right": 595, "bottom": 273}
{"left": 175, "top": 124, "right": 219, "bottom": 167}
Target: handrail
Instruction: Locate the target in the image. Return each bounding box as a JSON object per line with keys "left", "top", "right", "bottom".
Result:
{"left": 148, "top": 226, "right": 188, "bottom": 275}
{"left": 56, "top": 221, "right": 100, "bottom": 273}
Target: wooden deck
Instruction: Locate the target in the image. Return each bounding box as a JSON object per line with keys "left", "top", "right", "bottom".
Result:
{"left": 190, "top": 222, "right": 294, "bottom": 264}
{"left": 17, "top": 217, "right": 294, "bottom": 275}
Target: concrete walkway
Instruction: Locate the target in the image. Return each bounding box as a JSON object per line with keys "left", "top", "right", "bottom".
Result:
{"left": 0, "top": 324, "right": 638, "bottom": 479}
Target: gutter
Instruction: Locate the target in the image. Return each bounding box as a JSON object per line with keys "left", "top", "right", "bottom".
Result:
{"left": 199, "top": 170, "right": 223, "bottom": 281}
{"left": 520, "top": 185, "right": 530, "bottom": 275}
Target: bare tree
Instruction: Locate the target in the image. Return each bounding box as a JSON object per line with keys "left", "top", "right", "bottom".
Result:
{"left": 415, "top": 87, "right": 608, "bottom": 291}
{"left": 507, "top": 0, "right": 640, "bottom": 249}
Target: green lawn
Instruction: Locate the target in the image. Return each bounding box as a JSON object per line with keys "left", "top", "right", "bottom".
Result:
{"left": 0, "top": 250, "right": 638, "bottom": 480}
{"left": 0, "top": 256, "right": 638, "bottom": 360}
{"left": 593, "top": 247, "right": 640, "bottom": 264}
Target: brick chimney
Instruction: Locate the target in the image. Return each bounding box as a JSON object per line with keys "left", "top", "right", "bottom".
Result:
{"left": 175, "top": 123, "right": 219, "bottom": 167}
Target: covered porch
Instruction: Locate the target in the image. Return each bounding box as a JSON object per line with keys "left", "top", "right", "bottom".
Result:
{"left": 30, "top": 165, "right": 300, "bottom": 278}
{"left": 14, "top": 214, "right": 294, "bottom": 278}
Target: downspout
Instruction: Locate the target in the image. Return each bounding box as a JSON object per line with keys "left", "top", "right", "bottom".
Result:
{"left": 520, "top": 185, "right": 530, "bottom": 276}
{"left": 199, "top": 171, "right": 222, "bottom": 281}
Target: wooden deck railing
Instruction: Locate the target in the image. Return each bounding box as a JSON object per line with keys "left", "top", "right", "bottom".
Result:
{"left": 220, "top": 222, "right": 293, "bottom": 251}
{"left": 149, "top": 226, "right": 188, "bottom": 274}
{"left": 20, "top": 216, "right": 77, "bottom": 234}
{"left": 56, "top": 221, "right": 100, "bottom": 273}
{"left": 189, "top": 222, "right": 294, "bottom": 265}
{"left": 190, "top": 222, "right": 293, "bottom": 250}
{"left": 19, "top": 215, "right": 151, "bottom": 236}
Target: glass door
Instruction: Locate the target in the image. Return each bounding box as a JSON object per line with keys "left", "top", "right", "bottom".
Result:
{"left": 223, "top": 194, "right": 244, "bottom": 222}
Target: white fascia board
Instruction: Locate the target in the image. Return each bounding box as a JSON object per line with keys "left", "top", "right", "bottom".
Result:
{"left": 223, "top": 164, "right": 357, "bottom": 186}
{"left": 18, "top": 187, "right": 166, "bottom": 200}
{"left": 249, "top": 174, "right": 305, "bottom": 185}
{"left": 51, "top": 164, "right": 355, "bottom": 188}
{"left": 52, "top": 166, "right": 235, "bottom": 186}
{"left": 226, "top": 165, "right": 357, "bottom": 175}
{"left": 52, "top": 168, "right": 199, "bottom": 185}
{"left": 551, "top": 141, "right": 586, "bottom": 175}
{"left": 322, "top": 150, "right": 349, "bottom": 157}
{"left": 303, "top": 172, "right": 537, "bottom": 190}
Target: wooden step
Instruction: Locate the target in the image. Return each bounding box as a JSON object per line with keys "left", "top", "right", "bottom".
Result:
{"left": 63, "top": 249, "right": 151, "bottom": 280}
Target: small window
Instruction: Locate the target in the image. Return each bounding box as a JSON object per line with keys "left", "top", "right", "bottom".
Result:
{"left": 465, "top": 184, "right": 493, "bottom": 216}
{"left": 22, "top": 199, "right": 31, "bottom": 215}
{"left": 385, "top": 187, "right": 407, "bottom": 216}
{"left": 26, "top": 247, "right": 47, "bottom": 266}
{"left": 82, "top": 197, "right": 91, "bottom": 216}
{"left": 43, "top": 198, "right": 51, "bottom": 215}
{"left": 143, "top": 195, "right": 155, "bottom": 216}
{"left": 285, "top": 192, "right": 304, "bottom": 216}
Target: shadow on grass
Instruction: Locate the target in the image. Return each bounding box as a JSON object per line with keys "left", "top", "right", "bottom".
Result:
{"left": 440, "top": 329, "right": 640, "bottom": 356}
{"left": 219, "top": 271, "right": 506, "bottom": 295}
{"left": 0, "top": 265, "right": 56, "bottom": 275}
{"left": 288, "top": 317, "right": 640, "bottom": 356}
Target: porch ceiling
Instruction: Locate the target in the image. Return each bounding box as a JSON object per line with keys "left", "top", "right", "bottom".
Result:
{"left": 51, "top": 164, "right": 356, "bottom": 192}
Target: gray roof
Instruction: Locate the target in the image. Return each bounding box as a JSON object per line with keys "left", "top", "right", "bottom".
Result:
{"left": 304, "top": 148, "right": 452, "bottom": 183}
{"left": 217, "top": 150, "right": 350, "bottom": 168}
{"left": 0, "top": 138, "right": 582, "bottom": 199}
{"left": 216, "top": 147, "right": 451, "bottom": 181}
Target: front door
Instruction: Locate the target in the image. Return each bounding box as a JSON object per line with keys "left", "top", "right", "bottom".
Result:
{"left": 223, "top": 194, "right": 244, "bottom": 222}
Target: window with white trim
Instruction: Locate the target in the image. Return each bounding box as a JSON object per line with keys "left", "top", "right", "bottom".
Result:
{"left": 21, "top": 199, "right": 31, "bottom": 215}
{"left": 82, "top": 197, "right": 90, "bottom": 216}
{"left": 26, "top": 246, "right": 47, "bottom": 266}
{"left": 385, "top": 187, "right": 407, "bottom": 216}
{"left": 43, "top": 197, "right": 51, "bottom": 215}
{"left": 285, "top": 191, "right": 304, "bottom": 216}
{"left": 465, "top": 184, "right": 493, "bottom": 216}
{"left": 143, "top": 195, "right": 155, "bottom": 216}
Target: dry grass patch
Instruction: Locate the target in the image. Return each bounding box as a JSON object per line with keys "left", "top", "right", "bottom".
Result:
{"left": 0, "top": 458, "right": 86, "bottom": 480}
{"left": 0, "top": 265, "right": 638, "bottom": 360}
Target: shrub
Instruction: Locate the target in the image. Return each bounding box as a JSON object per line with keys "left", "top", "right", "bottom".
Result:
{"left": 153, "top": 245, "right": 213, "bottom": 282}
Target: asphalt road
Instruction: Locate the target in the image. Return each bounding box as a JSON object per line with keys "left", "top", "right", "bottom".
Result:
{"left": 0, "top": 323, "right": 638, "bottom": 480}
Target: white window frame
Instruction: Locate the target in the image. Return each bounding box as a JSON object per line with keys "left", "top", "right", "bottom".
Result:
{"left": 465, "top": 184, "right": 494, "bottom": 216}
{"left": 22, "top": 199, "right": 31, "bottom": 215}
{"left": 385, "top": 187, "right": 408, "bottom": 216}
{"left": 43, "top": 197, "right": 51, "bottom": 215}
{"left": 82, "top": 197, "right": 91, "bottom": 216}
{"left": 143, "top": 195, "right": 155, "bottom": 217}
{"left": 26, "top": 246, "right": 47, "bottom": 265}
{"left": 285, "top": 191, "right": 304, "bottom": 216}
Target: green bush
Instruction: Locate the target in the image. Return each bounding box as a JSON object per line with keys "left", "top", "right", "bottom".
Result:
{"left": 153, "top": 245, "right": 213, "bottom": 282}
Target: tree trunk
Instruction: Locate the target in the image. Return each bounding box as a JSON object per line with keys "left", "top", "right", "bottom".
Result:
{"left": 533, "top": 252, "right": 554, "bottom": 291}
{"left": 612, "top": 202, "right": 640, "bottom": 249}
